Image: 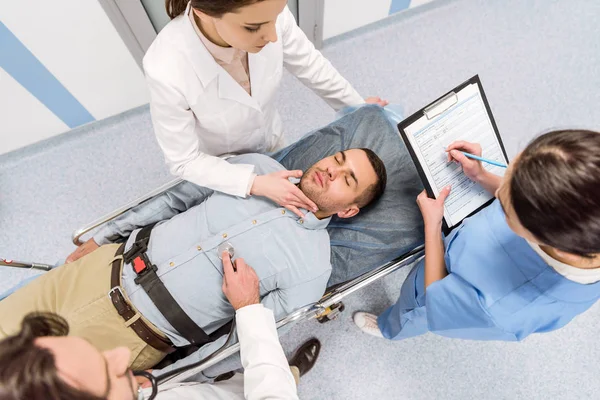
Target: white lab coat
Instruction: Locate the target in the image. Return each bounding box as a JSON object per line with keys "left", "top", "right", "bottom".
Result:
{"left": 155, "top": 304, "right": 298, "bottom": 400}
{"left": 143, "top": 3, "right": 364, "bottom": 198}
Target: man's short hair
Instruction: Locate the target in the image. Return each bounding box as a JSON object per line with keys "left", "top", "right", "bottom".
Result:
{"left": 355, "top": 148, "right": 387, "bottom": 208}
{"left": 0, "top": 312, "right": 104, "bottom": 400}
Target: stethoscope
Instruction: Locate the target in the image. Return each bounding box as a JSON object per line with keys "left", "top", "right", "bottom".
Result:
{"left": 133, "top": 242, "right": 236, "bottom": 399}
{"left": 133, "top": 370, "right": 158, "bottom": 400}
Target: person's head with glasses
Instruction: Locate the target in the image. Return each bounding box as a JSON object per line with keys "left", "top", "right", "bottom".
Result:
{"left": 0, "top": 312, "right": 151, "bottom": 400}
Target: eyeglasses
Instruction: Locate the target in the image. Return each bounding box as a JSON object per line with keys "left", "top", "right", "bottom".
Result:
{"left": 133, "top": 371, "right": 158, "bottom": 400}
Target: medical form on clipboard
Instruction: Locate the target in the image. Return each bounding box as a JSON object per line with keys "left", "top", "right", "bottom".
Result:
{"left": 397, "top": 75, "right": 509, "bottom": 234}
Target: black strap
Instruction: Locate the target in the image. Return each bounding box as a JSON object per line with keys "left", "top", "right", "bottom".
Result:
{"left": 124, "top": 225, "right": 212, "bottom": 346}
{"left": 154, "top": 319, "right": 234, "bottom": 370}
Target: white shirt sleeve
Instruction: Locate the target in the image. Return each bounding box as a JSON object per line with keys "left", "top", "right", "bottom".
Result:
{"left": 279, "top": 6, "right": 365, "bottom": 110}
{"left": 236, "top": 304, "right": 299, "bottom": 400}
{"left": 145, "top": 64, "right": 255, "bottom": 198}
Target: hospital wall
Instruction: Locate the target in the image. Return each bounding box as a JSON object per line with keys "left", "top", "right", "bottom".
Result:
{"left": 0, "top": 0, "right": 149, "bottom": 155}
{"left": 323, "top": 0, "right": 435, "bottom": 40}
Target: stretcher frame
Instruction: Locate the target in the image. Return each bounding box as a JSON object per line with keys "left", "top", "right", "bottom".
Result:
{"left": 3, "top": 177, "right": 425, "bottom": 385}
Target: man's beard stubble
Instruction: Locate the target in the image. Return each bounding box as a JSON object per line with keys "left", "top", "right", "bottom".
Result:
{"left": 298, "top": 167, "right": 336, "bottom": 214}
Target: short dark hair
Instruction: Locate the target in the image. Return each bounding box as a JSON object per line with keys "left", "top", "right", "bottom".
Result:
{"left": 0, "top": 313, "right": 104, "bottom": 400}
{"left": 166, "top": 0, "right": 264, "bottom": 19}
{"left": 510, "top": 129, "right": 600, "bottom": 257}
{"left": 355, "top": 148, "right": 387, "bottom": 208}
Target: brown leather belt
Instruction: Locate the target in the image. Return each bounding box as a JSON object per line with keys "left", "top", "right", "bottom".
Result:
{"left": 109, "top": 243, "right": 174, "bottom": 354}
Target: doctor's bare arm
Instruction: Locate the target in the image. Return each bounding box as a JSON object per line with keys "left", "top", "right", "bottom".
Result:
{"left": 279, "top": 7, "right": 365, "bottom": 110}
{"left": 416, "top": 188, "right": 451, "bottom": 289}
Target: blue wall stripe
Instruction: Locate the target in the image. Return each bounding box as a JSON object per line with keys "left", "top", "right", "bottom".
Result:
{"left": 0, "top": 21, "right": 95, "bottom": 129}
{"left": 389, "top": 0, "right": 412, "bottom": 15}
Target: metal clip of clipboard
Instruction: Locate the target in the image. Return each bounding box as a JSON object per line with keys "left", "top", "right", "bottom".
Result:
{"left": 423, "top": 92, "right": 458, "bottom": 120}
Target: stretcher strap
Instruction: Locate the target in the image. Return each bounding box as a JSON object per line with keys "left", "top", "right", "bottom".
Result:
{"left": 126, "top": 225, "right": 211, "bottom": 346}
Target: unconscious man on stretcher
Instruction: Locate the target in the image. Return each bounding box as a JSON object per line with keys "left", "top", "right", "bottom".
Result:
{"left": 0, "top": 148, "right": 387, "bottom": 374}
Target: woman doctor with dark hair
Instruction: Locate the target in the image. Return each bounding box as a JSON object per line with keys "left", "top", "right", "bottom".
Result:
{"left": 149, "top": 0, "right": 386, "bottom": 215}
{"left": 67, "top": 0, "right": 387, "bottom": 262}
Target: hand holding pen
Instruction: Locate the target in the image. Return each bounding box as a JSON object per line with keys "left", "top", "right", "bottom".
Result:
{"left": 446, "top": 141, "right": 490, "bottom": 182}
{"left": 446, "top": 140, "right": 507, "bottom": 170}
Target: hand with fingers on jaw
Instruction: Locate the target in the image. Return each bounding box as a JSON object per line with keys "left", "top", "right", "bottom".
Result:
{"left": 251, "top": 170, "right": 319, "bottom": 218}
{"left": 445, "top": 140, "right": 485, "bottom": 182}
{"left": 416, "top": 186, "right": 452, "bottom": 230}
{"left": 221, "top": 252, "right": 260, "bottom": 311}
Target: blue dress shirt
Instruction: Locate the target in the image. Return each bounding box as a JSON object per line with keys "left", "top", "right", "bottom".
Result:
{"left": 94, "top": 154, "right": 332, "bottom": 374}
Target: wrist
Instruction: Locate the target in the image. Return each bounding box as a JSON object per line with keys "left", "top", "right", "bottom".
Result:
{"left": 246, "top": 173, "right": 257, "bottom": 197}
{"left": 424, "top": 222, "right": 443, "bottom": 236}
{"left": 250, "top": 175, "right": 262, "bottom": 196}
{"left": 235, "top": 303, "right": 263, "bottom": 313}
{"left": 233, "top": 298, "right": 260, "bottom": 311}
{"left": 472, "top": 169, "right": 491, "bottom": 184}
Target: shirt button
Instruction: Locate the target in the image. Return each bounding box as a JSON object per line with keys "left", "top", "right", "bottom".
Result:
{"left": 169, "top": 262, "right": 175, "bottom": 267}
{"left": 252, "top": 220, "right": 257, "bottom": 225}
{"left": 223, "top": 233, "right": 228, "bottom": 239}
{"left": 197, "top": 246, "right": 202, "bottom": 251}
{"left": 281, "top": 210, "right": 286, "bottom": 215}
{"left": 298, "top": 219, "right": 304, "bottom": 224}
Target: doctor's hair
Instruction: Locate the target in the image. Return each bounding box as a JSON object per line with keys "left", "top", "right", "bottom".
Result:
{"left": 355, "top": 148, "right": 387, "bottom": 208}
{"left": 0, "top": 313, "right": 103, "bottom": 400}
{"left": 510, "top": 129, "right": 600, "bottom": 257}
{"left": 166, "top": 0, "right": 265, "bottom": 19}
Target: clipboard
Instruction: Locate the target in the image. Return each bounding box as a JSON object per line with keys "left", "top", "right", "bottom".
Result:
{"left": 397, "top": 75, "right": 509, "bottom": 235}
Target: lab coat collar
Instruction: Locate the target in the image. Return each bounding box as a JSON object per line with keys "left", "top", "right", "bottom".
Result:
{"left": 248, "top": 50, "right": 268, "bottom": 103}
{"left": 182, "top": 2, "right": 261, "bottom": 111}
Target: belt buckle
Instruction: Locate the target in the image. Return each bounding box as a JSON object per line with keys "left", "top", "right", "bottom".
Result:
{"left": 108, "top": 286, "right": 125, "bottom": 300}
{"left": 108, "top": 286, "right": 131, "bottom": 316}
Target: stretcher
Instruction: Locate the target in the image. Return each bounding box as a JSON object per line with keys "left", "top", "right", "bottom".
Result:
{"left": 1, "top": 105, "right": 426, "bottom": 385}
{"left": 68, "top": 181, "right": 423, "bottom": 384}
{"left": 0, "top": 184, "right": 424, "bottom": 385}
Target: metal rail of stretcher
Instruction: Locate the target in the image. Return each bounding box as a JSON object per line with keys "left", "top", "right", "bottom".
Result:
{"left": 2, "top": 177, "right": 425, "bottom": 384}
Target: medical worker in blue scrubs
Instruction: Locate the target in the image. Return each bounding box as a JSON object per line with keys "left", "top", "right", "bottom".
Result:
{"left": 354, "top": 129, "right": 600, "bottom": 341}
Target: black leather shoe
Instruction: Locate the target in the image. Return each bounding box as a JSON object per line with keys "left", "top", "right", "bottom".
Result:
{"left": 214, "top": 371, "right": 235, "bottom": 382}
{"left": 289, "top": 338, "right": 321, "bottom": 377}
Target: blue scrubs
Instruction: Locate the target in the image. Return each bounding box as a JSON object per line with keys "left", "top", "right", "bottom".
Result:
{"left": 378, "top": 200, "right": 600, "bottom": 341}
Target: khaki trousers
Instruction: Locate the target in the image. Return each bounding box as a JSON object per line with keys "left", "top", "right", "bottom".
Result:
{"left": 0, "top": 244, "right": 167, "bottom": 370}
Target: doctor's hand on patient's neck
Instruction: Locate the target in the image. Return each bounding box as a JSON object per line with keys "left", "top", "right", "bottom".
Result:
{"left": 221, "top": 253, "right": 260, "bottom": 310}
{"left": 251, "top": 171, "right": 319, "bottom": 218}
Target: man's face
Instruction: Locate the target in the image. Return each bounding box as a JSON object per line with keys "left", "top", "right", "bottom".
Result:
{"left": 300, "top": 149, "right": 378, "bottom": 218}
{"left": 35, "top": 336, "right": 139, "bottom": 400}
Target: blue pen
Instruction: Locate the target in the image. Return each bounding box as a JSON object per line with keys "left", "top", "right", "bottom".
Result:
{"left": 460, "top": 151, "right": 507, "bottom": 168}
